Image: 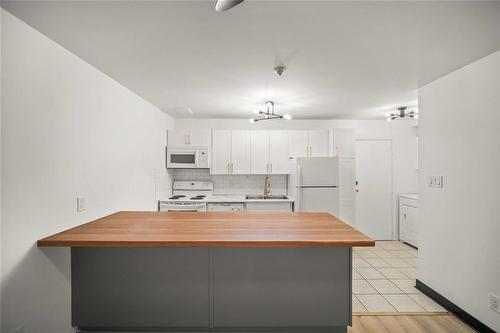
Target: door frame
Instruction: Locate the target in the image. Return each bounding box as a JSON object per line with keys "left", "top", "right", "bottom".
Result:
{"left": 355, "top": 139, "right": 395, "bottom": 240}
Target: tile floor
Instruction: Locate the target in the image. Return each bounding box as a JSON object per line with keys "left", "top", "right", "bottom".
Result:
{"left": 352, "top": 240, "right": 447, "bottom": 313}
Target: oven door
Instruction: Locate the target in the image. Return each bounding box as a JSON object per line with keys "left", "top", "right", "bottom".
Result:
{"left": 159, "top": 202, "right": 207, "bottom": 212}
{"left": 166, "top": 148, "right": 198, "bottom": 168}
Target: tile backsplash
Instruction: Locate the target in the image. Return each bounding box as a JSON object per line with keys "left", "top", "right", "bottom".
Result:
{"left": 172, "top": 169, "right": 287, "bottom": 196}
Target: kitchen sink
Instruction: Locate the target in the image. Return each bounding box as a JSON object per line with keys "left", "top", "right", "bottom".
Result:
{"left": 245, "top": 195, "right": 289, "bottom": 200}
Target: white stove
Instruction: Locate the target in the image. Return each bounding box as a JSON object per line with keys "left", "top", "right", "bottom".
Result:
{"left": 158, "top": 181, "right": 213, "bottom": 212}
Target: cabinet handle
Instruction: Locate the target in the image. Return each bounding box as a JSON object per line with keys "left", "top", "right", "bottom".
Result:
{"left": 227, "top": 163, "right": 230, "bottom": 174}
{"left": 231, "top": 163, "right": 234, "bottom": 174}
{"left": 270, "top": 163, "right": 273, "bottom": 173}
{"left": 188, "top": 134, "right": 191, "bottom": 144}
{"left": 404, "top": 213, "right": 407, "bottom": 219}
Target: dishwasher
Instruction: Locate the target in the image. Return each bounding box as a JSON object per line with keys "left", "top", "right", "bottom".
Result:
{"left": 207, "top": 203, "right": 245, "bottom": 212}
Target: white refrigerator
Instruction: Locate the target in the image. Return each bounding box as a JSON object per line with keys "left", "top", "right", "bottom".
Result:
{"left": 288, "top": 157, "right": 340, "bottom": 216}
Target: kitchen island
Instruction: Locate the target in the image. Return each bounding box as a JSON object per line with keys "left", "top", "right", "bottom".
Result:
{"left": 38, "top": 211, "right": 374, "bottom": 333}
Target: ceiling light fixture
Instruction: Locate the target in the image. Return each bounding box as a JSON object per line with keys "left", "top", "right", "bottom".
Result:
{"left": 249, "top": 101, "right": 291, "bottom": 123}
{"left": 386, "top": 106, "right": 418, "bottom": 121}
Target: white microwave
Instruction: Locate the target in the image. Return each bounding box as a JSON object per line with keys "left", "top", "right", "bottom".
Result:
{"left": 166, "top": 147, "right": 209, "bottom": 169}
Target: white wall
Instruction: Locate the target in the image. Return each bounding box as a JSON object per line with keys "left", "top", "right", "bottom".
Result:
{"left": 1, "top": 10, "right": 173, "bottom": 333}
{"left": 418, "top": 51, "right": 500, "bottom": 331}
{"left": 175, "top": 119, "right": 418, "bottom": 239}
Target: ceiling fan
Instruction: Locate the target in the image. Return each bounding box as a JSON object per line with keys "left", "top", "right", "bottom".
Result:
{"left": 215, "top": 0, "right": 244, "bottom": 12}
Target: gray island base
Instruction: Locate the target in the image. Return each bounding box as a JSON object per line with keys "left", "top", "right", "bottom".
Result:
{"left": 72, "top": 247, "right": 352, "bottom": 333}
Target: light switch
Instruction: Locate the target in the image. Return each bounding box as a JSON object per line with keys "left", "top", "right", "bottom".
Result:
{"left": 428, "top": 176, "right": 443, "bottom": 188}
{"left": 77, "top": 197, "right": 86, "bottom": 212}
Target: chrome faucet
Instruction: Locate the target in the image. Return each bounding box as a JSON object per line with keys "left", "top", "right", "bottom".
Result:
{"left": 263, "top": 176, "right": 271, "bottom": 198}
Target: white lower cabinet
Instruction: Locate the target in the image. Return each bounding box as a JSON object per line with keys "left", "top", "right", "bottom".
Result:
{"left": 246, "top": 202, "right": 292, "bottom": 212}
{"left": 399, "top": 195, "right": 418, "bottom": 247}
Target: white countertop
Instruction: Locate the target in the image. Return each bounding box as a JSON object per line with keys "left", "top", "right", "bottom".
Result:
{"left": 400, "top": 193, "right": 419, "bottom": 200}
{"left": 159, "top": 195, "right": 294, "bottom": 203}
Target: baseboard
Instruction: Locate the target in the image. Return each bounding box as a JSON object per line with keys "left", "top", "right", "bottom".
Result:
{"left": 415, "top": 279, "right": 495, "bottom": 333}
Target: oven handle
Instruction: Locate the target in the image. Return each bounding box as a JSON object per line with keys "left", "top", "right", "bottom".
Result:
{"left": 159, "top": 203, "right": 206, "bottom": 211}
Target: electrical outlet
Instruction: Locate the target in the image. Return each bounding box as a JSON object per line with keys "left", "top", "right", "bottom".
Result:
{"left": 491, "top": 293, "right": 500, "bottom": 314}
{"left": 77, "top": 197, "right": 86, "bottom": 212}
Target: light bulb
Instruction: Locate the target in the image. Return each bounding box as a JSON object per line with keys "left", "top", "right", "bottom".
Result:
{"left": 249, "top": 118, "right": 255, "bottom": 123}
{"left": 253, "top": 110, "right": 260, "bottom": 115}
{"left": 414, "top": 114, "right": 419, "bottom": 119}
{"left": 386, "top": 117, "right": 393, "bottom": 122}
{"left": 283, "top": 113, "right": 292, "bottom": 120}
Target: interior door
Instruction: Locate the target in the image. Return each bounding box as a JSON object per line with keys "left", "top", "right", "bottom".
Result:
{"left": 230, "top": 130, "right": 250, "bottom": 174}
{"left": 250, "top": 131, "right": 270, "bottom": 174}
{"left": 355, "top": 140, "right": 393, "bottom": 240}
{"left": 211, "top": 130, "right": 230, "bottom": 174}
{"left": 268, "top": 131, "right": 289, "bottom": 174}
{"left": 338, "top": 158, "right": 356, "bottom": 226}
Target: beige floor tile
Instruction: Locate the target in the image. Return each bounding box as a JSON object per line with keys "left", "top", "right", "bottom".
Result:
{"left": 356, "top": 267, "right": 385, "bottom": 279}
{"left": 353, "top": 258, "right": 371, "bottom": 268}
{"left": 357, "top": 294, "right": 397, "bottom": 312}
{"left": 374, "top": 251, "right": 396, "bottom": 258}
{"left": 359, "top": 252, "right": 380, "bottom": 259}
{"left": 402, "top": 258, "right": 419, "bottom": 267}
{"left": 367, "top": 279, "right": 403, "bottom": 294}
{"left": 352, "top": 268, "right": 363, "bottom": 280}
{"left": 408, "top": 293, "right": 447, "bottom": 312}
{"left": 364, "top": 258, "right": 391, "bottom": 268}
{"left": 376, "top": 242, "right": 402, "bottom": 251}
{"left": 353, "top": 279, "right": 378, "bottom": 294}
{"left": 375, "top": 267, "right": 407, "bottom": 279}
{"left": 398, "top": 267, "right": 418, "bottom": 279}
{"left": 383, "top": 257, "right": 413, "bottom": 268}
{"left": 383, "top": 294, "right": 426, "bottom": 312}
{"left": 391, "top": 279, "right": 421, "bottom": 294}
{"left": 352, "top": 295, "right": 368, "bottom": 312}
{"left": 390, "top": 250, "right": 416, "bottom": 258}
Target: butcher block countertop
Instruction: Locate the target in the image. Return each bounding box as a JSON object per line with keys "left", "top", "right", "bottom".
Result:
{"left": 37, "top": 211, "right": 374, "bottom": 248}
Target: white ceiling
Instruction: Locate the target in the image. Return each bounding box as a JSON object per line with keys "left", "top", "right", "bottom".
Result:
{"left": 2, "top": 1, "right": 499, "bottom": 119}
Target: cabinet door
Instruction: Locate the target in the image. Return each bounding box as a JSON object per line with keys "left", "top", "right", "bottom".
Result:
{"left": 333, "top": 128, "right": 356, "bottom": 158}
{"left": 230, "top": 130, "right": 251, "bottom": 174}
{"left": 246, "top": 202, "right": 292, "bottom": 212}
{"left": 338, "top": 158, "right": 356, "bottom": 225}
{"left": 308, "top": 130, "right": 329, "bottom": 156}
{"left": 288, "top": 131, "right": 309, "bottom": 157}
{"left": 250, "top": 131, "right": 270, "bottom": 174}
{"left": 268, "top": 131, "right": 290, "bottom": 174}
{"left": 168, "top": 130, "right": 211, "bottom": 147}
{"left": 400, "top": 204, "right": 418, "bottom": 247}
{"left": 211, "top": 130, "right": 231, "bottom": 174}
{"left": 188, "top": 130, "right": 211, "bottom": 146}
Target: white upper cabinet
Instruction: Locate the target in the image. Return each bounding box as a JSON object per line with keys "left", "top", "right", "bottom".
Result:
{"left": 230, "top": 130, "right": 251, "bottom": 174}
{"left": 288, "top": 130, "right": 329, "bottom": 157}
{"left": 268, "top": 131, "right": 290, "bottom": 174}
{"left": 332, "top": 128, "right": 356, "bottom": 158}
{"left": 308, "top": 130, "right": 330, "bottom": 156}
{"left": 250, "top": 131, "right": 270, "bottom": 174}
{"left": 212, "top": 130, "right": 250, "bottom": 174}
{"left": 288, "top": 131, "right": 309, "bottom": 157}
{"left": 167, "top": 130, "right": 211, "bottom": 147}
{"left": 212, "top": 130, "right": 231, "bottom": 174}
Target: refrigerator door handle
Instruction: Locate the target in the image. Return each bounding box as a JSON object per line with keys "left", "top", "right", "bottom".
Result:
{"left": 297, "top": 163, "right": 303, "bottom": 187}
